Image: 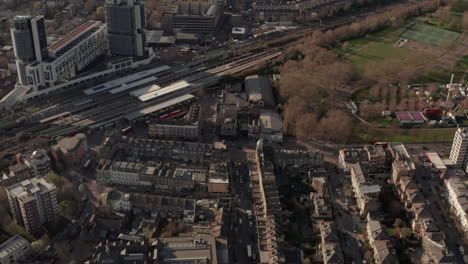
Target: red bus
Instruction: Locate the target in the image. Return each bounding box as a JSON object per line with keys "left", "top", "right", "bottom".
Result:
{"left": 159, "top": 109, "right": 184, "bottom": 120}
{"left": 121, "top": 126, "right": 133, "bottom": 136}
{"left": 178, "top": 48, "right": 191, "bottom": 56}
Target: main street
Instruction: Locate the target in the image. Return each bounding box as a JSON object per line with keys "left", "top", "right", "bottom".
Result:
{"left": 328, "top": 165, "right": 365, "bottom": 263}
{"left": 228, "top": 144, "right": 258, "bottom": 263}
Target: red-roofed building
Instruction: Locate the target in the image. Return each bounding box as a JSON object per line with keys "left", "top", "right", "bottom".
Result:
{"left": 395, "top": 111, "right": 426, "bottom": 125}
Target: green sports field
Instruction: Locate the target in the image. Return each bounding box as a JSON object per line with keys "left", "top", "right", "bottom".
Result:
{"left": 401, "top": 23, "right": 460, "bottom": 46}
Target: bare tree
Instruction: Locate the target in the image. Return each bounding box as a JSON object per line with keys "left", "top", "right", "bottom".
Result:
{"left": 317, "top": 110, "right": 353, "bottom": 142}
{"left": 295, "top": 113, "right": 318, "bottom": 140}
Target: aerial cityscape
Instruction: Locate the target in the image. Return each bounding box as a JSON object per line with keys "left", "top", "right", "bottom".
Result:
{"left": 0, "top": 0, "right": 466, "bottom": 263}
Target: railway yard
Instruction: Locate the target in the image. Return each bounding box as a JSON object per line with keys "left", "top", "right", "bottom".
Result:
{"left": 0, "top": 0, "right": 420, "bottom": 153}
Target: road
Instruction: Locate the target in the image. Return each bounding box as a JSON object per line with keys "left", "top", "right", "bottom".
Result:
{"left": 328, "top": 165, "right": 365, "bottom": 263}
{"left": 228, "top": 145, "right": 258, "bottom": 263}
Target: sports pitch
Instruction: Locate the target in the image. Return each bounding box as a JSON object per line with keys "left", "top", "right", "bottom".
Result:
{"left": 401, "top": 23, "right": 459, "bottom": 46}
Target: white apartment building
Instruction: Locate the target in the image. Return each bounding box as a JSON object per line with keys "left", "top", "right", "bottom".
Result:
{"left": 445, "top": 177, "right": 468, "bottom": 234}
{"left": 0, "top": 235, "right": 31, "bottom": 264}
{"left": 25, "top": 21, "right": 107, "bottom": 90}
{"left": 449, "top": 128, "right": 468, "bottom": 171}
{"left": 96, "top": 160, "right": 152, "bottom": 187}
{"left": 350, "top": 163, "right": 381, "bottom": 216}
{"left": 109, "top": 161, "right": 147, "bottom": 186}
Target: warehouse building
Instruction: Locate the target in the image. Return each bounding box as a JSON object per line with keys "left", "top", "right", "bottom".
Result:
{"left": 245, "top": 75, "right": 275, "bottom": 108}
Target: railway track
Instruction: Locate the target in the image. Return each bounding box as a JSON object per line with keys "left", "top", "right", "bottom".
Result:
{"left": 1, "top": 0, "right": 413, "bottom": 142}
{"left": 32, "top": 49, "right": 282, "bottom": 137}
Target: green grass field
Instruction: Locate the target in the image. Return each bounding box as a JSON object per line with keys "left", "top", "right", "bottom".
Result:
{"left": 336, "top": 22, "right": 425, "bottom": 73}
{"left": 410, "top": 55, "right": 468, "bottom": 84}
{"left": 352, "top": 125, "right": 456, "bottom": 143}
{"left": 346, "top": 42, "right": 415, "bottom": 66}
{"left": 336, "top": 25, "right": 406, "bottom": 56}
{"left": 401, "top": 23, "right": 460, "bottom": 46}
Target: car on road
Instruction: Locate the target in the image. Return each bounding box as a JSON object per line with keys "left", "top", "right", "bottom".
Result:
{"left": 247, "top": 210, "right": 252, "bottom": 218}
{"left": 425, "top": 200, "right": 430, "bottom": 205}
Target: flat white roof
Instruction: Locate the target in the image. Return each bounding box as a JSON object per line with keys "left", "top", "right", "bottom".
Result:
{"left": 83, "top": 65, "right": 170, "bottom": 95}
{"left": 137, "top": 80, "right": 190, "bottom": 102}
{"left": 130, "top": 84, "right": 162, "bottom": 97}
{"left": 125, "top": 94, "right": 195, "bottom": 120}
{"left": 108, "top": 76, "right": 157, "bottom": 94}
{"left": 426, "top": 152, "right": 447, "bottom": 170}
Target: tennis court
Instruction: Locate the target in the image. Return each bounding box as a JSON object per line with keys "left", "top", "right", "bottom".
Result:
{"left": 401, "top": 23, "right": 459, "bottom": 46}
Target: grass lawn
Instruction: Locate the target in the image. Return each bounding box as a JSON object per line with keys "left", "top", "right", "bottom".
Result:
{"left": 346, "top": 42, "right": 415, "bottom": 67}
{"left": 411, "top": 55, "right": 468, "bottom": 85}
{"left": 335, "top": 21, "right": 426, "bottom": 75}
{"left": 336, "top": 24, "right": 409, "bottom": 56}
{"left": 352, "top": 124, "right": 456, "bottom": 143}
{"left": 401, "top": 23, "right": 460, "bottom": 46}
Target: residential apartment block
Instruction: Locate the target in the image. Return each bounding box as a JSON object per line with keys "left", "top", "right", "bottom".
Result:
{"left": 22, "top": 149, "right": 52, "bottom": 178}
{"left": 51, "top": 133, "right": 88, "bottom": 167}
{"left": 339, "top": 144, "right": 390, "bottom": 174}
{"left": 318, "top": 221, "right": 344, "bottom": 264}
{"left": 106, "top": 0, "right": 146, "bottom": 57}
{"left": 1, "top": 149, "right": 53, "bottom": 187}
{"left": 6, "top": 177, "right": 59, "bottom": 234}
{"left": 249, "top": 140, "right": 284, "bottom": 264}
{"left": 350, "top": 163, "right": 381, "bottom": 216}
{"left": 310, "top": 177, "right": 332, "bottom": 219}
{"left": 0, "top": 235, "right": 31, "bottom": 264}
{"left": 98, "top": 135, "right": 226, "bottom": 162}
{"left": 444, "top": 177, "right": 468, "bottom": 235}
{"left": 449, "top": 128, "right": 468, "bottom": 171}
{"left": 390, "top": 143, "right": 416, "bottom": 183}
{"left": 97, "top": 159, "right": 229, "bottom": 193}
{"left": 390, "top": 143, "right": 455, "bottom": 263}
{"left": 366, "top": 218, "right": 398, "bottom": 264}
{"left": 11, "top": 16, "right": 107, "bottom": 91}
{"left": 0, "top": 164, "right": 33, "bottom": 187}
{"left": 103, "top": 189, "right": 196, "bottom": 223}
